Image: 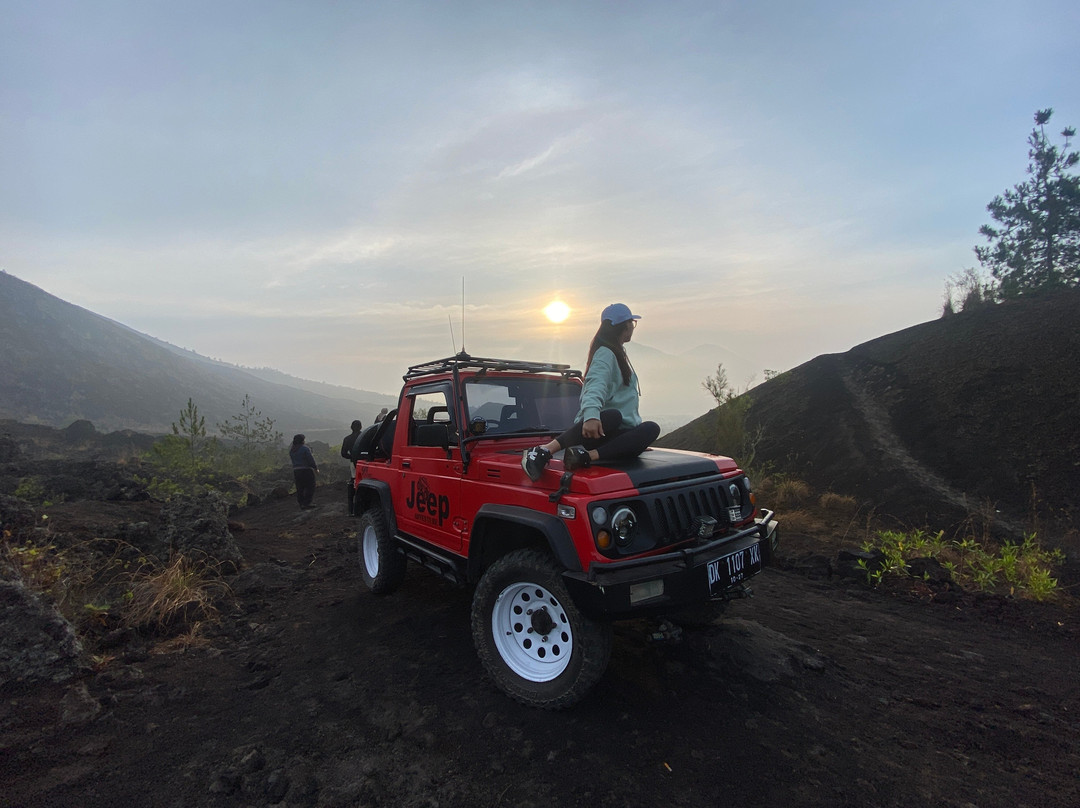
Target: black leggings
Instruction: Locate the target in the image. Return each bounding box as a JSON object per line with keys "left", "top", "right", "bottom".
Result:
{"left": 555, "top": 409, "right": 661, "bottom": 462}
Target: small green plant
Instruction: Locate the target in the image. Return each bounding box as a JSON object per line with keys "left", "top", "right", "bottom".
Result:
{"left": 859, "top": 531, "right": 910, "bottom": 586}
{"left": 1024, "top": 566, "right": 1060, "bottom": 601}
{"left": 13, "top": 476, "right": 63, "bottom": 507}
{"left": 860, "top": 527, "right": 1064, "bottom": 601}
{"left": 133, "top": 474, "right": 186, "bottom": 501}
{"left": 14, "top": 476, "right": 47, "bottom": 502}
{"left": 0, "top": 530, "right": 71, "bottom": 597}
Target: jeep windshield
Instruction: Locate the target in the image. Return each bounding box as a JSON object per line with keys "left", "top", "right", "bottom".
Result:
{"left": 463, "top": 376, "right": 581, "bottom": 440}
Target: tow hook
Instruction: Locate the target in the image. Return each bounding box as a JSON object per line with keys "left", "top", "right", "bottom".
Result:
{"left": 723, "top": 583, "right": 754, "bottom": 601}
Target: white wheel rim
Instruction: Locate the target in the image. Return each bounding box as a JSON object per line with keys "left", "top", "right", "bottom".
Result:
{"left": 491, "top": 582, "right": 573, "bottom": 682}
{"left": 362, "top": 525, "right": 380, "bottom": 577}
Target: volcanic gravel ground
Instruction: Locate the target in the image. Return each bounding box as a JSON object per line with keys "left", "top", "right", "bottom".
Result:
{"left": 2, "top": 494, "right": 1078, "bottom": 808}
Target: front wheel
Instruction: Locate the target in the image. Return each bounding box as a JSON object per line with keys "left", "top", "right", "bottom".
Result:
{"left": 471, "top": 549, "right": 612, "bottom": 709}
{"left": 358, "top": 508, "right": 406, "bottom": 594}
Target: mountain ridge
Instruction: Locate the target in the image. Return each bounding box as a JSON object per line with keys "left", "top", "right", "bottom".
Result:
{"left": 0, "top": 271, "right": 396, "bottom": 439}
{"left": 658, "top": 289, "right": 1080, "bottom": 533}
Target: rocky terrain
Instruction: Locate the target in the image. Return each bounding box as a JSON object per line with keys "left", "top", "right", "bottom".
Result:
{"left": 1, "top": 459, "right": 1078, "bottom": 807}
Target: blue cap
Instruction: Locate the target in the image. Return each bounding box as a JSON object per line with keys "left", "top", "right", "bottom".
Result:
{"left": 601, "top": 303, "right": 641, "bottom": 326}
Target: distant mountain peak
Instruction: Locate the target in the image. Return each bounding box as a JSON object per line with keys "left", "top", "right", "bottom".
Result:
{"left": 0, "top": 272, "right": 396, "bottom": 436}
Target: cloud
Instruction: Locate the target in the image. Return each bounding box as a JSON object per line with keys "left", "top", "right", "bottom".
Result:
{"left": 3, "top": 0, "right": 1076, "bottom": 425}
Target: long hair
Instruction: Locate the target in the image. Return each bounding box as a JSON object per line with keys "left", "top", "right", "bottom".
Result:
{"left": 290, "top": 434, "right": 305, "bottom": 450}
{"left": 585, "top": 320, "right": 633, "bottom": 386}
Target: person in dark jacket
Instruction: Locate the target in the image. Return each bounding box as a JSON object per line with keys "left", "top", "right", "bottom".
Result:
{"left": 289, "top": 434, "right": 319, "bottom": 509}
{"left": 340, "top": 419, "right": 363, "bottom": 516}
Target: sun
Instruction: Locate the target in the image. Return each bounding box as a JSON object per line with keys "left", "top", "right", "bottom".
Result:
{"left": 544, "top": 300, "right": 571, "bottom": 323}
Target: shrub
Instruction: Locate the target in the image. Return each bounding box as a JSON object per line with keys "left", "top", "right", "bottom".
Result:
{"left": 701, "top": 364, "right": 765, "bottom": 470}
{"left": 773, "top": 477, "right": 811, "bottom": 507}
{"left": 818, "top": 491, "right": 857, "bottom": 514}
{"left": 778, "top": 509, "right": 822, "bottom": 533}
{"left": 860, "top": 528, "right": 1064, "bottom": 601}
{"left": 122, "top": 555, "right": 231, "bottom": 632}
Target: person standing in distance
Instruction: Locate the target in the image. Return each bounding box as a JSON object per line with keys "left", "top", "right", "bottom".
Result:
{"left": 523, "top": 303, "right": 660, "bottom": 480}
{"left": 340, "top": 419, "right": 363, "bottom": 516}
{"left": 289, "top": 434, "right": 319, "bottom": 509}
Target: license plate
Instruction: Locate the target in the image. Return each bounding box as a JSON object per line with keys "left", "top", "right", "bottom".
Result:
{"left": 707, "top": 542, "right": 763, "bottom": 594}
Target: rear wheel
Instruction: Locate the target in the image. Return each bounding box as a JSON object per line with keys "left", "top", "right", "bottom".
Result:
{"left": 358, "top": 508, "right": 405, "bottom": 594}
{"left": 471, "top": 549, "right": 612, "bottom": 709}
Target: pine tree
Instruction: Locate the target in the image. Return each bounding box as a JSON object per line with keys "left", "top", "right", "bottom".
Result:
{"left": 216, "top": 394, "right": 283, "bottom": 475}
{"left": 975, "top": 109, "right": 1080, "bottom": 298}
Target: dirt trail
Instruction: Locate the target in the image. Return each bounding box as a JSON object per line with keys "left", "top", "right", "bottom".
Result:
{"left": 839, "top": 367, "right": 1032, "bottom": 538}
{"left": 2, "top": 495, "right": 1078, "bottom": 808}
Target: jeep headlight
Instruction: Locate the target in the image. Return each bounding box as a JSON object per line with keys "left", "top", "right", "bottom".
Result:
{"left": 731, "top": 477, "right": 756, "bottom": 511}
{"left": 611, "top": 506, "right": 637, "bottom": 547}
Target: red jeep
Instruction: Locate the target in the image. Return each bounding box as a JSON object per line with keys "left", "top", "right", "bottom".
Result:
{"left": 352, "top": 353, "right": 778, "bottom": 708}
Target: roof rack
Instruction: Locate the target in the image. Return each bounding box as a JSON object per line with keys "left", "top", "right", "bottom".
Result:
{"left": 403, "top": 352, "right": 582, "bottom": 381}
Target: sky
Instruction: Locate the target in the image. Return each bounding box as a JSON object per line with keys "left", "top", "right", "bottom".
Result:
{"left": 2, "top": 0, "right": 1077, "bottom": 422}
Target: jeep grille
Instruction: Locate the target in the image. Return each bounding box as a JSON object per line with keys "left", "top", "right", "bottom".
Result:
{"left": 646, "top": 478, "right": 750, "bottom": 544}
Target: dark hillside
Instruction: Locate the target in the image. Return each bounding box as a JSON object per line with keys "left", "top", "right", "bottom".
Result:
{"left": 659, "top": 290, "right": 1080, "bottom": 534}
{"left": 0, "top": 272, "right": 395, "bottom": 436}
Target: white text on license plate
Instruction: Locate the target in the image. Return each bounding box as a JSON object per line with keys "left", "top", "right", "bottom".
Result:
{"left": 708, "top": 543, "right": 762, "bottom": 592}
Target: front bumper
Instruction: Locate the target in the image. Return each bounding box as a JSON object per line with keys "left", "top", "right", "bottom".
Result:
{"left": 562, "top": 510, "right": 779, "bottom": 619}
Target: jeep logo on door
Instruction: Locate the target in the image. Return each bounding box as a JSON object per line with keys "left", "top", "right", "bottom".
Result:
{"left": 405, "top": 477, "right": 450, "bottom": 526}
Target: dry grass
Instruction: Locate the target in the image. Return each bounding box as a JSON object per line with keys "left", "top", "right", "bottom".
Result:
{"left": 151, "top": 622, "right": 215, "bottom": 654}
{"left": 818, "top": 491, "right": 858, "bottom": 514}
{"left": 778, "top": 509, "right": 823, "bottom": 533}
{"left": 123, "top": 556, "right": 231, "bottom": 632}
{"left": 773, "top": 478, "right": 811, "bottom": 507}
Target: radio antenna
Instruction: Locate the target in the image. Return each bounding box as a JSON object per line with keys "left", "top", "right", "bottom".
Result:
{"left": 448, "top": 314, "right": 457, "bottom": 354}
{"left": 460, "top": 277, "right": 466, "bottom": 355}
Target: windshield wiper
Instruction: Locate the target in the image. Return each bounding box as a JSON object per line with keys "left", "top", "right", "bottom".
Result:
{"left": 463, "top": 425, "right": 559, "bottom": 445}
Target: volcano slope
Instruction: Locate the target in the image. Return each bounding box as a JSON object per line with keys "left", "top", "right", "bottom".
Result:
{"left": 2, "top": 491, "right": 1077, "bottom": 808}
{"left": 660, "top": 289, "right": 1080, "bottom": 539}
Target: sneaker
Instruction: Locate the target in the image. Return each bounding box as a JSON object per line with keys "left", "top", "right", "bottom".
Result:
{"left": 522, "top": 446, "right": 553, "bottom": 481}
{"left": 563, "top": 445, "right": 592, "bottom": 472}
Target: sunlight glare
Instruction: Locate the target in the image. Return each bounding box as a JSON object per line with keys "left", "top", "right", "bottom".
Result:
{"left": 544, "top": 300, "right": 571, "bottom": 323}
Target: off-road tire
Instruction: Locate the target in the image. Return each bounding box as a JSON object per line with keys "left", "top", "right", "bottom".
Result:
{"left": 358, "top": 508, "right": 406, "bottom": 595}
{"left": 471, "top": 548, "right": 613, "bottom": 709}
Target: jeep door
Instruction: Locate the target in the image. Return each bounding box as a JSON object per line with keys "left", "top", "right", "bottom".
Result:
{"left": 396, "top": 383, "right": 465, "bottom": 552}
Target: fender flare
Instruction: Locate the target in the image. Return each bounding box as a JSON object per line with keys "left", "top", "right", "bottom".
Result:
{"left": 354, "top": 479, "right": 398, "bottom": 537}
{"left": 469, "top": 503, "right": 582, "bottom": 580}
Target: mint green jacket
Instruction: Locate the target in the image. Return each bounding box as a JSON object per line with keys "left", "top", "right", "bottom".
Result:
{"left": 575, "top": 346, "right": 642, "bottom": 428}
